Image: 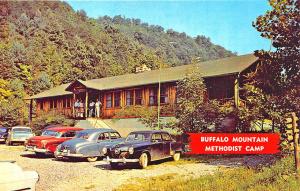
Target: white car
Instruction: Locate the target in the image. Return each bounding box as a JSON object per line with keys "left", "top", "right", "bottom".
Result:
{"left": 6, "top": 126, "right": 34, "bottom": 145}
{"left": 0, "top": 161, "right": 39, "bottom": 191}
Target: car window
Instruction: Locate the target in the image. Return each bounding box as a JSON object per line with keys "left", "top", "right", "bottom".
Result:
{"left": 12, "top": 128, "right": 32, "bottom": 133}
{"left": 110, "top": 132, "right": 121, "bottom": 139}
{"left": 62, "top": 131, "right": 76, "bottom": 138}
{"left": 125, "top": 133, "right": 150, "bottom": 142}
{"left": 161, "top": 133, "right": 172, "bottom": 141}
{"left": 98, "top": 133, "right": 110, "bottom": 140}
{"left": 42, "top": 130, "right": 61, "bottom": 137}
{"left": 151, "top": 133, "right": 162, "bottom": 142}
{"left": 0, "top": 128, "right": 7, "bottom": 133}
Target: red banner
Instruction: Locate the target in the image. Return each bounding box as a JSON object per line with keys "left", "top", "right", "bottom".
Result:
{"left": 187, "top": 133, "right": 280, "bottom": 154}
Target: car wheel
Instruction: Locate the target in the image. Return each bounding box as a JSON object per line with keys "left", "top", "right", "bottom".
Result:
{"left": 87, "top": 157, "right": 98, "bottom": 162}
{"left": 110, "top": 162, "right": 119, "bottom": 169}
{"left": 173, "top": 152, "right": 181, "bottom": 161}
{"left": 139, "top": 153, "right": 148, "bottom": 169}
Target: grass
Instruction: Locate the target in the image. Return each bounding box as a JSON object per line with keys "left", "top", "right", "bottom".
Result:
{"left": 114, "top": 155, "right": 300, "bottom": 191}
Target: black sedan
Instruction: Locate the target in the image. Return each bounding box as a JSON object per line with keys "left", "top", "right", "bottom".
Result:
{"left": 104, "top": 130, "right": 183, "bottom": 169}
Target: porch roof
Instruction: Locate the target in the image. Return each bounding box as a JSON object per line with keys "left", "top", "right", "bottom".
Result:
{"left": 29, "top": 54, "right": 258, "bottom": 99}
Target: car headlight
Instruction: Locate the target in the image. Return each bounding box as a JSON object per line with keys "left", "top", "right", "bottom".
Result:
{"left": 102, "top": 147, "right": 107, "bottom": 155}
{"left": 128, "top": 146, "right": 134, "bottom": 154}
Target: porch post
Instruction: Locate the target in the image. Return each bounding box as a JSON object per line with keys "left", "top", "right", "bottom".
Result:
{"left": 72, "top": 93, "right": 76, "bottom": 118}
{"left": 85, "top": 90, "right": 88, "bottom": 118}
{"left": 234, "top": 76, "right": 240, "bottom": 108}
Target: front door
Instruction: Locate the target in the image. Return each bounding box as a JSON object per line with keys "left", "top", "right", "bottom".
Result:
{"left": 161, "top": 133, "right": 172, "bottom": 157}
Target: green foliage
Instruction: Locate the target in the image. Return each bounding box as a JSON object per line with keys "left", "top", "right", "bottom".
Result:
{"left": 115, "top": 156, "right": 298, "bottom": 191}
{"left": 251, "top": 0, "right": 300, "bottom": 113}
{"left": 32, "top": 111, "right": 75, "bottom": 134}
{"left": 175, "top": 67, "right": 222, "bottom": 133}
{"left": 0, "top": 1, "right": 234, "bottom": 126}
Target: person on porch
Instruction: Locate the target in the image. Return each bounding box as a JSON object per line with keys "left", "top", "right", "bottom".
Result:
{"left": 95, "top": 99, "right": 102, "bottom": 118}
{"left": 79, "top": 99, "right": 84, "bottom": 117}
{"left": 74, "top": 99, "right": 80, "bottom": 117}
{"left": 89, "top": 100, "right": 95, "bottom": 117}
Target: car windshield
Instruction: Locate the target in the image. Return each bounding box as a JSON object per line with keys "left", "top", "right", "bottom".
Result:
{"left": 75, "top": 131, "right": 91, "bottom": 139}
{"left": 0, "top": 128, "right": 7, "bottom": 133}
{"left": 12, "top": 128, "right": 32, "bottom": 133}
{"left": 125, "top": 132, "right": 150, "bottom": 142}
{"left": 42, "top": 130, "right": 61, "bottom": 137}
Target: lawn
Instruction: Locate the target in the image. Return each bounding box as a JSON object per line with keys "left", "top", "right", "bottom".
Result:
{"left": 114, "top": 155, "right": 300, "bottom": 191}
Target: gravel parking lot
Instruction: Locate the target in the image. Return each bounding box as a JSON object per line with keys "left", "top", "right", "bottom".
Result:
{"left": 0, "top": 144, "right": 277, "bottom": 191}
{"left": 0, "top": 144, "right": 220, "bottom": 191}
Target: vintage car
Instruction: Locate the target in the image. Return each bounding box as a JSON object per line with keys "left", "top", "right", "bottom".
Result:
{"left": 25, "top": 126, "right": 83, "bottom": 157}
{"left": 104, "top": 130, "right": 183, "bottom": 169}
{"left": 55, "top": 128, "right": 124, "bottom": 162}
{"left": 0, "top": 126, "right": 9, "bottom": 143}
{"left": 0, "top": 161, "right": 39, "bottom": 191}
{"left": 6, "top": 126, "right": 34, "bottom": 145}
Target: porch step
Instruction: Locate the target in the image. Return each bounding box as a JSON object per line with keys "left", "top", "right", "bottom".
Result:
{"left": 75, "top": 118, "right": 111, "bottom": 129}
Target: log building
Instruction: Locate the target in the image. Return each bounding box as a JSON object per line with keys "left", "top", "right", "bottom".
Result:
{"left": 28, "top": 54, "right": 258, "bottom": 120}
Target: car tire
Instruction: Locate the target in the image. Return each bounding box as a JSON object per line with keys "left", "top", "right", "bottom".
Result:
{"left": 87, "top": 157, "right": 98, "bottom": 162}
{"left": 35, "top": 152, "right": 45, "bottom": 158}
{"left": 110, "top": 162, "right": 119, "bottom": 169}
{"left": 173, "top": 152, "right": 181, "bottom": 161}
{"left": 139, "top": 153, "right": 149, "bottom": 169}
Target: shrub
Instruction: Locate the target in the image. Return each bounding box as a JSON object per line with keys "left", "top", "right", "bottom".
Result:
{"left": 31, "top": 111, "right": 75, "bottom": 134}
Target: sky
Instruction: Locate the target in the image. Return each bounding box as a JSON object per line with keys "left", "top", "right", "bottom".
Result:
{"left": 67, "top": 0, "right": 272, "bottom": 55}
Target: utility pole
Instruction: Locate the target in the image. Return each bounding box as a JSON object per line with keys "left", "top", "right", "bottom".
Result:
{"left": 157, "top": 62, "right": 161, "bottom": 129}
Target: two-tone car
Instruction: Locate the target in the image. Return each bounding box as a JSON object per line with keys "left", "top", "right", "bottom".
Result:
{"left": 0, "top": 126, "right": 9, "bottom": 143}
{"left": 6, "top": 126, "right": 34, "bottom": 146}
{"left": 55, "top": 128, "right": 124, "bottom": 162}
{"left": 25, "top": 126, "right": 83, "bottom": 157}
{"left": 104, "top": 130, "right": 183, "bottom": 169}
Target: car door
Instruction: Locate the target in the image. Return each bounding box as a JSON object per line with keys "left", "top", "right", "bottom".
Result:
{"left": 161, "top": 133, "right": 172, "bottom": 157}
{"left": 150, "top": 133, "right": 164, "bottom": 160}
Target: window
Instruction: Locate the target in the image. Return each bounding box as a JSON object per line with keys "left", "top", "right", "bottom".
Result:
{"left": 106, "top": 93, "right": 112, "bottom": 108}
{"left": 135, "top": 89, "right": 143, "bottom": 105}
{"left": 67, "top": 98, "right": 71, "bottom": 108}
{"left": 114, "top": 91, "right": 121, "bottom": 107}
{"left": 149, "top": 87, "right": 157, "bottom": 106}
{"left": 62, "top": 131, "right": 76, "bottom": 138}
{"left": 126, "top": 90, "right": 134, "bottom": 106}
{"left": 63, "top": 98, "right": 67, "bottom": 108}
{"left": 53, "top": 99, "right": 57, "bottom": 108}
{"left": 151, "top": 133, "right": 162, "bottom": 142}
{"left": 162, "top": 133, "right": 172, "bottom": 141}
{"left": 110, "top": 132, "right": 121, "bottom": 139}
{"left": 98, "top": 133, "right": 110, "bottom": 140}
{"left": 160, "top": 87, "right": 168, "bottom": 104}
{"left": 40, "top": 102, "right": 44, "bottom": 110}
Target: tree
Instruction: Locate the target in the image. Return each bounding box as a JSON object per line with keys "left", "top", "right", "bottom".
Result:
{"left": 251, "top": 0, "right": 300, "bottom": 116}
{"left": 175, "top": 66, "right": 221, "bottom": 133}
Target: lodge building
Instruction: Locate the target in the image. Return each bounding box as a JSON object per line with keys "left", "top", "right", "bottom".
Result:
{"left": 28, "top": 54, "right": 258, "bottom": 120}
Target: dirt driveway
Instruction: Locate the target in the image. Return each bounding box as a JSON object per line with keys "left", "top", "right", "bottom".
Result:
{"left": 0, "top": 144, "right": 275, "bottom": 191}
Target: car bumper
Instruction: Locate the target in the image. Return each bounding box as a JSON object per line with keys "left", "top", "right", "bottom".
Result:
{"left": 54, "top": 150, "right": 84, "bottom": 158}
{"left": 104, "top": 156, "right": 139, "bottom": 163}
{"left": 0, "top": 138, "right": 5, "bottom": 142}
{"left": 10, "top": 138, "right": 27, "bottom": 142}
{"left": 25, "top": 146, "right": 48, "bottom": 153}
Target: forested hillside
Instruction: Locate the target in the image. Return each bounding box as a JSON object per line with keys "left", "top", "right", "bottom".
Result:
{"left": 0, "top": 1, "right": 234, "bottom": 126}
